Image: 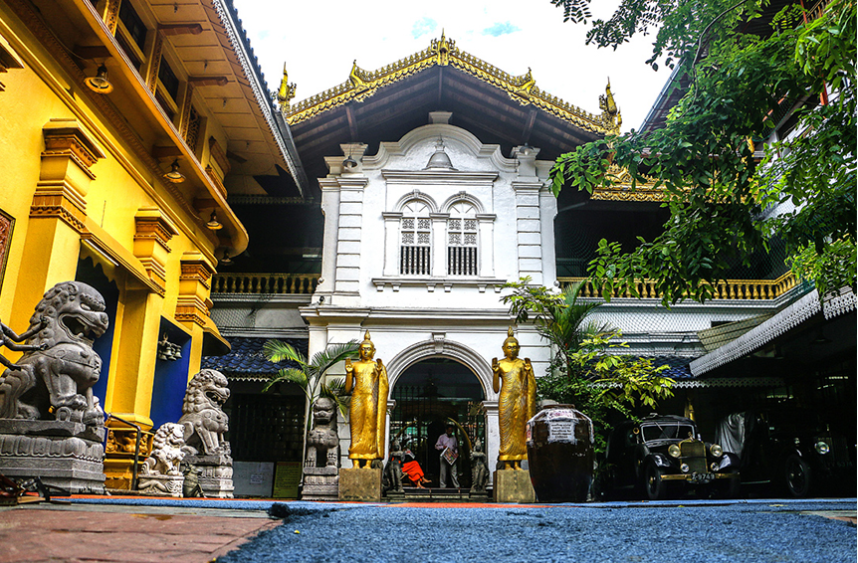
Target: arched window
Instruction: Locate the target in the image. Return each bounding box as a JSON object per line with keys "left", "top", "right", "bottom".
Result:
{"left": 400, "top": 200, "right": 432, "bottom": 275}
{"left": 447, "top": 201, "right": 478, "bottom": 276}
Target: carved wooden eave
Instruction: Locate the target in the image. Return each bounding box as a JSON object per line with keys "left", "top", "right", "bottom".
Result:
{"left": 591, "top": 164, "right": 665, "bottom": 202}
{"left": 283, "top": 33, "right": 608, "bottom": 136}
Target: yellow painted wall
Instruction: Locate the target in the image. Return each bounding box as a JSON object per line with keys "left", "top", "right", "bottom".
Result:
{"left": 0, "top": 6, "right": 222, "bottom": 427}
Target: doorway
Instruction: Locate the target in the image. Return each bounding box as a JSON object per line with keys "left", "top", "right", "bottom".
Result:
{"left": 391, "top": 358, "right": 485, "bottom": 489}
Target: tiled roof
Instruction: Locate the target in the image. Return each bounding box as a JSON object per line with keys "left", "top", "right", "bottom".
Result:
{"left": 651, "top": 356, "right": 693, "bottom": 380}
{"left": 201, "top": 336, "right": 307, "bottom": 375}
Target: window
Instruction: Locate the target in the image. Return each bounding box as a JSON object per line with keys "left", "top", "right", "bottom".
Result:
{"left": 400, "top": 200, "right": 431, "bottom": 275}
{"left": 447, "top": 201, "right": 478, "bottom": 276}
{"left": 115, "top": 0, "right": 147, "bottom": 71}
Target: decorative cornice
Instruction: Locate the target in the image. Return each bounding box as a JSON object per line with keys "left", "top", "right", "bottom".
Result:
{"left": 283, "top": 32, "right": 607, "bottom": 135}
{"left": 591, "top": 164, "right": 663, "bottom": 202}
{"left": 134, "top": 207, "right": 179, "bottom": 252}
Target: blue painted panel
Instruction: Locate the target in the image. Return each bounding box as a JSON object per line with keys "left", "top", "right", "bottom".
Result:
{"left": 149, "top": 319, "right": 191, "bottom": 429}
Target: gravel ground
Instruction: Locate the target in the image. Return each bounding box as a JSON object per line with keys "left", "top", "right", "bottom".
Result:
{"left": 217, "top": 500, "right": 857, "bottom": 563}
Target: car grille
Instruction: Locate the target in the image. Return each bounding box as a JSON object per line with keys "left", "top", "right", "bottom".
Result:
{"left": 680, "top": 441, "right": 707, "bottom": 473}
{"left": 824, "top": 436, "right": 856, "bottom": 470}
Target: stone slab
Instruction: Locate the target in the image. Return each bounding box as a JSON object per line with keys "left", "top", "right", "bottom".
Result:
{"left": 0, "top": 432, "right": 105, "bottom": 494}
{"left": 339, "top": 466, "right": 382, "bottom": 502}
{"left": 493, "top": 469, "right": 536, "bottom": 503}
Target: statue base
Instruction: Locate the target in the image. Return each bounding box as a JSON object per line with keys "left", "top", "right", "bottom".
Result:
{"left": 493, "top": 469, "right": 536, "bottom": 503}
{"left": 137, "top": 474, "right": 184, "bottom": 497}
{"left": 0, "top": 420, "right": 105, "bottom": 494}
{"left": 186, "top": 454, "right": 234, "bottom": 498}
{"left": 469, "top": 490, "right": 489, "bottom": 501}
{"left": 338, "top": 466, "right": 382, "bottom": 502}
{"left": 301, "top": 465, "right": 339, "bottom": 501}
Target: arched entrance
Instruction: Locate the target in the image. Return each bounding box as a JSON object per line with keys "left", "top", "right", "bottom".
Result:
{"left": 390, "top": 358, "right": 485, "bottom": 489}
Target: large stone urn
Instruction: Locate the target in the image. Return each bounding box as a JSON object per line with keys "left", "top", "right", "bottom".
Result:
{"left": 526, "top": 404, "right": 594, "bottom": 502}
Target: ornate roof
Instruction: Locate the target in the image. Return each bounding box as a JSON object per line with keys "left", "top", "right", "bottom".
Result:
{"left": 591, "top": 164, "right": 663, "bottom": 202}
{"left": 279, "top": 33, "right": 620, "bottom": 136}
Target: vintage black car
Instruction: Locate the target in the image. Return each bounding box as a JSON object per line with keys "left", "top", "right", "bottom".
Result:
{"left": 599, "top": 414, "right": 740, "bottom": 500}
{"left": 716, "top": 408, "right": 856, "bottom": 498}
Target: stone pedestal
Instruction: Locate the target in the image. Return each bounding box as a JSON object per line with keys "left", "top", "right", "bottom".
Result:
{"left": 137, "top": 474, "right": 184, "bottom": 497}
{"left": 302, "top": 466, "right": 339, "bottom": 501}
{"left": 104, "top": 426, "right": 153, "bottom": 490}
{"left": 0, "top": 420, "right": 105, "bottom": 494}
{"left": 493, "top": 469, "right": 536, "bottom": 503}
{"left": 338, "top": 466, "right": 382, "bottom": 502}
{"left": 187, "top": 454, "right": 234, "bottom": 498}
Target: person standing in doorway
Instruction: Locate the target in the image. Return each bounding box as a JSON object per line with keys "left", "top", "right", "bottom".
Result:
{"left": 435, "top": 424, "right": 460, "bottom": 488}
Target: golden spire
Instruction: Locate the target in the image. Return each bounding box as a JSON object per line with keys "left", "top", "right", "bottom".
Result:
{"left": 431, "top": 30, "right": 453, "bottom": 65}
{"left": 599, "top": 78, "right": 622, "bottom": 134}
{"left": 277, "top": 63, "right": 296, "bottom": 105}
{"left": 349, "top": 60, "right": 368, "bottom": 90}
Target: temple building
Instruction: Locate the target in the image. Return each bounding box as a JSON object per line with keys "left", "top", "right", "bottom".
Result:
{"left": 204, "top": 33, "right": 854, "bottom": 494}
{"left": 0, "top": 0, "right": 299, "bottom": 487}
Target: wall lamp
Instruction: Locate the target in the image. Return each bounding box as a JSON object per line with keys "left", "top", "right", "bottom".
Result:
{"left": 206, "top": 210, "right": 223, "bottom": 230}
{"left": 163, "top": 159, "right": 185, "bottom": 183}
{"left": 84, "top": 63, "right": 114, "bottom": 94}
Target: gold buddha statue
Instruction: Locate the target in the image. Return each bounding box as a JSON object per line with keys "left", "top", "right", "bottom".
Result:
{"left": 344, "top": 330, "right": 390, "bottom": 468}
{"left": 492, "top": 327, "right": 536, "bottom": 470}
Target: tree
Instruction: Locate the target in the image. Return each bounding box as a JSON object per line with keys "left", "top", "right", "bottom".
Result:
{"left": 549, "top": 0, "right": 856, "bottom": 305}
{"left": 262, "top": 339, "right": 359, "bottom": 421}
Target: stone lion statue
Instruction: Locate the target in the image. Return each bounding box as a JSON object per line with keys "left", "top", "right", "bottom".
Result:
{"left": 306, "top": 397, "right": 339, "bottom": 468}
{"left": 178, "top": 369, "right": 230, "bottom": 457}
{"left": 141, "top": 423, "right": 185, "bottom": 477}
{"left": 0, "top": 281, "right": 109, "bottom": 425}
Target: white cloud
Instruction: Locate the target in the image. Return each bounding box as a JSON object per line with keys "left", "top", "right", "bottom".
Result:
{"left": 234, "top": 0, "right": 668, "bottom": 133}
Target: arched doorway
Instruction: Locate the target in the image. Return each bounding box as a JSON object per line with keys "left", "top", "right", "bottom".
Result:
{"left": 390, "top": 358, "right": 485, "bottom": 489}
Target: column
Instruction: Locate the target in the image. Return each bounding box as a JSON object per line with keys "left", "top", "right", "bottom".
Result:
{"left": 382, "top": 212, "right": 402, "bottom": 277}
{"left": 430, "top": 213, "right": 449, "bottom": 277}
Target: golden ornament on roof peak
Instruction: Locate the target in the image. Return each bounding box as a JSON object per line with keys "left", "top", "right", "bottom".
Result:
{"left": 277, "top": 63, "right": 296, "bottom": 105}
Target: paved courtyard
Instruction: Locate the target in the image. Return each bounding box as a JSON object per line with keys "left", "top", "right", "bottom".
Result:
{"left": 0, "top": 497, "right": 854, "bottom": 563}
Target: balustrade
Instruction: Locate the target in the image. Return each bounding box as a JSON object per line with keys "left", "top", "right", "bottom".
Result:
{"left": 211, "top": 273, "right": 320, "bottom": 294}
{"left": 558, "top": 271, "right": 798, "bottom": 301}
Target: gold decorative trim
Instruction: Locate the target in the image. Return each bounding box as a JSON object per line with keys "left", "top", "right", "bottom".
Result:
{"left": 591, "top": 164, "right": 664, "bottom": 202}
{"left": 101, "top": 0, "right": 120, "bottom": 36}
{"left": 145, "top": 31, "right": 163, "bottom": 92}
{"left": 558, "top": 271, "right": 798, "bottom": 301}
{"left": 134, "top": 207, "right": 178, "bottom": 251}
{"left": 30, "top": 190, "right": 87, "bottom": 233}
{"left": 176, "top": 296, "right": 209, "bottom": 326}
{"left": 284, "top": 32, "right": 606, "bottom": 134}
{"left": 180, "top": 261, "right": 213, "bottom": 290}
{"left": 207, "top": 137, "right": 230, "bottom": 178}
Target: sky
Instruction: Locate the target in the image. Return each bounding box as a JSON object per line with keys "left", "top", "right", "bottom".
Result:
{"left": 232, "top": 0, "right": 670, "bottom": 134}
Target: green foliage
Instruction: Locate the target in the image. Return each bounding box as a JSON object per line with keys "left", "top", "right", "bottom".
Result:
{"left": 262, "top": 339, "right": 359, "bottom": 420}
{"left": 549, "top": 0, "right": 856, "bottom": 304}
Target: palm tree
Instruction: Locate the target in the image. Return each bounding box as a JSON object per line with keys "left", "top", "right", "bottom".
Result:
{"left": 262, "top": 339, "right": 359, "bottom": 420}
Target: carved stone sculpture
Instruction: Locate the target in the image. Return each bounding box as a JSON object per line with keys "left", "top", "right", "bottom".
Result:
{"left": 470, "top": 438, "right": 489, "bottom": 494}
{"left": 344, "top": 330, "right": 389, "bottom": 468}
{"left": 305, "top": 397, "right": 339, "bottom": 468}
{"left": 138, "top": 423, "right": 185, "bottom": 497}
{"left": 178, "top": 369, "right": 231, "bottom": 456}
{"left": 301, "top": 397, "right": 341, "bottom": 501}
{"left": 181, "top": 461, "right": 205, "bottom": 498}
{"left": 177, "top": 369, "right": 233, "bottom": 498}
{"left": 0, "top": 281, "right": 109, "bottom": 424}
{"left": 492, "top": 327, "right": 536, "bottom": 470}
{"left": 0, "top": 281, "right": 109, "bottom": 493}
{"left": 383, "top": 437, "right": 404, "bottom": 494}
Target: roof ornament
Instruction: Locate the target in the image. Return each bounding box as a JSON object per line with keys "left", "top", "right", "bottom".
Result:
{"left": 599, "top": 78, "right": 622, "bottom": 134}
{"left": 430, "top": 30, "right": 455, "bottom": 66}
{"left": 512, "top": 67, "right": 536, "bottom": 102}
{"left": 277, "top": 63, "right": 296, "bottom": 106}
{"left": 424, "top": 137, "right": 457, "bottom": 171}
{"left": 349, "top": 60, "right": 369, "bottom": 91}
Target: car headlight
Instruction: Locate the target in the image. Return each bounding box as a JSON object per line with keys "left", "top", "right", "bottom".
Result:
{"left": 680, "top": 463, "right": 690, "bottom": 473}
{"left": 669, "top": 444, "right": 681, "bottom": 458}
{"left": 710, "top": 444, "right": 723, "bottom": 458}
{"left": 710, "top": 462, "right": 720, "bottom": 471}
{"left": 815, "top": 441, "right": 830, "bottom": 455}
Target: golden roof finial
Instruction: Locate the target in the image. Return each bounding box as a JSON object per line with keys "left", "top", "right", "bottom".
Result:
{"left": 432, "top": 30, "right": 453, "bottom": 65}
{"left": 599, "top": 77, "right": 622, "bottom": 134}
{"left": 277, "top": 62, "right": 296, "bottom": 105}
{"left": 349, "top": 59, "right": 368, "bottom": 90}
{"left": 513, "top": 67, "right": 536, "bottom": 101}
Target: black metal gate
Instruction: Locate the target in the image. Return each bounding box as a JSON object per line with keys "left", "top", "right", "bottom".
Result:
{"left": 391, "top": 381, "right": 485, "bottom": 488}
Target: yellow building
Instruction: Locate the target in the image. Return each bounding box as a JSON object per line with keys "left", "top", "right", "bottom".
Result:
{"left": 0, "top": 0, "right": 301, "bottom": 487}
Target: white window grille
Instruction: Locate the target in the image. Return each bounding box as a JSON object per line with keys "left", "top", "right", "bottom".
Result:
{"left": 447, "top": 202, "right": 478, "bottom": 276}
{"left": 400, "top": 200, "right": 431, "bottom": 275}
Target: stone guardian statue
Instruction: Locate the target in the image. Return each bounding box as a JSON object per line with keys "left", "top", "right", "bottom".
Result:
{"left": 492, "top": 327, "right": 536, "bottom": 470}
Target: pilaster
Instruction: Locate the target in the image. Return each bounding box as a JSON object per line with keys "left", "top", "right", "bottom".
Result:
{"left": 382, "top": 212, "right": 402, "bottom": 277}
{"left": 133, "top": 207, "right": 178, "bottom": 295}
{"left": 430, "top": 212, "right": 449, "bottom": 277}
{"left": 10, "top": 120, "right": 103, "bottom": 336}
{"left": 176, "top": 252, "right": 215, "bottom": 375}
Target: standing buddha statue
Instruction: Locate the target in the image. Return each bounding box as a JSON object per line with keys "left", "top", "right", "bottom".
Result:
{"left": 344, "top": 330, "right": 390, "bottom": 468}
{"left": 492, "top": 327, "right": 536, "bottom": 470}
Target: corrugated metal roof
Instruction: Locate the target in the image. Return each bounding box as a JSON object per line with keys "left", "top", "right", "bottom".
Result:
{"left": 697, "top": 313, "right": 775, "bottom": 352}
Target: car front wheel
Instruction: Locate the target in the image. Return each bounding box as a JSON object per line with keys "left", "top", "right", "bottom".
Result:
{"left": 784, "top": 454, "right": 811, "bottom": 498}
{"left": 644, "top": 462, "right": 667, "bottom": 500}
